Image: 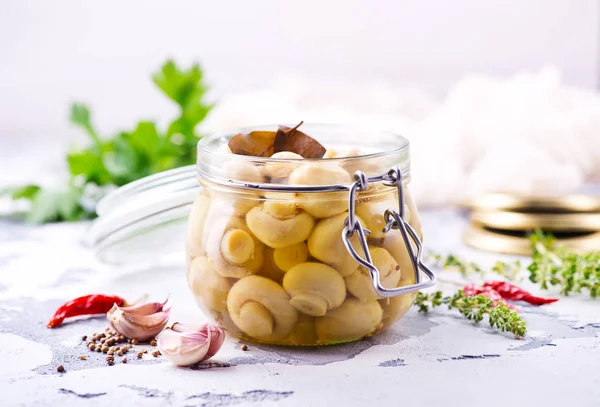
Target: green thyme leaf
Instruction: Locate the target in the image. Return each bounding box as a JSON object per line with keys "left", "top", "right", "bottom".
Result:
{"left": 415, "top": 290, "right": 527, "bottom": 338}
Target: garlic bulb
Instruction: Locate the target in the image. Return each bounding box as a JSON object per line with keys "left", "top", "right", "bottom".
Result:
{"left": 157, "top": 322, "right": 225, "bottom": 366}
{"left": 107, "top": 298, "right": 170, "bottom": 341}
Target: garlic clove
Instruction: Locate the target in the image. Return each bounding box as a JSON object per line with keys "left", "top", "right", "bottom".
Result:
{"left": 107, "top": 298, "right": 170, "bottom": 341}
{"left": 157, "top": 322, "right": 225, "bottom": 367}
{"left": 116, "top": 298, "right": 169, "bottom": 316}
{"left": 170, "top": 322, "right": 225, "bottom": 359}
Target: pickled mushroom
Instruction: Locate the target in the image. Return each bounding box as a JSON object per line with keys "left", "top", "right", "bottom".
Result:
{"left": 188, "top": 256, "right": 232, "bottom": 313}
{"left": 206, "top": 217, "right": 265, "bottom": 278}
{"left": 246, "top": 204, "right": 315, "bottom": 248}
{"left": 315, "top": 298, "right": 383, "bottom": 343}
{"left": 307, "top": 212, "right": 361, "bottom": 277}
{"left": 345, "top": 247, "right": 401, "bottom": 301}
{"left": 227, "top": 275, "right": 298, "bottom": 341}
{"left": 273, "top": 242, "right": 309, "bottom": 272}
{"left": 283, "top": 262, "right": 346, "bottom": 317}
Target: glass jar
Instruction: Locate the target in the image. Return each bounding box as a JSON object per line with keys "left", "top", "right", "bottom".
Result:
{"left": 186, "top": 124, "right": 435, "bottom": 345}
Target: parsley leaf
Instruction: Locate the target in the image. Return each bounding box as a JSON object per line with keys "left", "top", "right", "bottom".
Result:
{"left": 4, "top": 59, "right": 213, "bottom": 223}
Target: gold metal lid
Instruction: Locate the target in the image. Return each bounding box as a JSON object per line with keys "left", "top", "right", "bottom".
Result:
{"left": 463, "top": 223, "right": 600, "bottom": 256}
{"left": 469, "top": 210, "right": 600, "bottom": 232}
{"left": 462, "top": 193, "right": 600, "bottom": 255}
{"left": 462, "top": 193, "right": 600, "bottom": 213}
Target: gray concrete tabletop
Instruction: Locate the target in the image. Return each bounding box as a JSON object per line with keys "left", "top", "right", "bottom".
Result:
{"left": 0, "top": 208, "right": 599, "bottom": 407}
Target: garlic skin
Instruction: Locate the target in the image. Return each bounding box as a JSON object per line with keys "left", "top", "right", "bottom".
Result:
{"left": 157, "top": 322, "right": 225, "bottom": 366}
{"left": 107, "top": 299, "right": 170, "bottom": 341}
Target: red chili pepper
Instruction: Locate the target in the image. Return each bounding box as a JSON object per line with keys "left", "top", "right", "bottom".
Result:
{"left": 463, "top": 283, "right": 518, "bottom": 310}
{"left": 47, "top": 294, "right": 126, "bottom": 328}
{"left": 483, "top": 281, "right": 559, "bottom": 305}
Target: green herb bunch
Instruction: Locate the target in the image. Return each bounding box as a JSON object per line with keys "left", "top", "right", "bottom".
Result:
{"left": 414, "top": 290, "right": 527, "bottom": 338}
{"left": 528, "top": 231, "right": 600, "bottom": 298}
{"left": 2, "top": 60, "right": 212, "bottom": 223}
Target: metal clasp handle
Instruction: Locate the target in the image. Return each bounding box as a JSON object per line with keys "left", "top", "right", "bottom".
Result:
{"left": 342, "top": 167, "right": 436, "bottom": 298}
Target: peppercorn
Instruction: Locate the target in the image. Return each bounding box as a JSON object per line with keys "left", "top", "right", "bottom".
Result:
{"left": 57, "top": 365, "right": 65, "bottom": 373}
{"left": 241, "top": 344, "right": 248, "bottom": 351}
{"left": 150, "top": 340, "right": 157, "bottom": 346}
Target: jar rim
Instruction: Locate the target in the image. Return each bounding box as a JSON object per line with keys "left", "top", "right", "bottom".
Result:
{"left": 197, "top": 123, "right": 411, "bottom": 187}
{"left": 197, "top": 123, "right": 409, "bottom": 163}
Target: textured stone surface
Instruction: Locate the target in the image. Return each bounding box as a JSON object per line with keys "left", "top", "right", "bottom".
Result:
{"left": 0, "top": 210, "right": 599, "bottom": 406}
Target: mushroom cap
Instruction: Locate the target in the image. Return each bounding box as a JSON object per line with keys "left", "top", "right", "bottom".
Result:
{"left": 261, "top": 151, "right": 304, "bottom": 180}
{"left": 188, "top": 256, "right": 232, "bottom": 313}
{"left": 246, "top": 205, "right": 315, "bottom": 248}
{"left": 207, "top": 216, "right": 265, "bottom": 278}
{"left": 273, "top": 242, "right": 309, "bottom": 272}
{"left": 263, "top": 191, "right": 299, "bottom": 220}
{"left": 227, "top": 275, "right": 298, "bottom": 341}
{"left": 288, "top": 164, "right": 352, "bottom": 218}
{"left": 283, "top": 262, "right": 346, "bottom": 317}
{"left": 345, "top": 247, "right": 401, "bottom": 301}
{"left": 315, "top": 298, "right": 383, "bottom": 343}
{"left": 307, "top": 212, "right": 361, "bottom": 277}
{"left": 257, "top": 247, "right": 286, "bottom": 284}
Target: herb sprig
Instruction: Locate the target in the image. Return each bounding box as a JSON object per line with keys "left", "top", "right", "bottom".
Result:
{"left": 414, "top": 290, "right": 527, "bottom": 338}
{"left": 428, "top": 231, "right": 600, "bottom": 299}
{"left": 528, "top": 231, "right": 600, "bottom": 298}
{"left": 2, "top": 60, "right": 212, "bottom": 223}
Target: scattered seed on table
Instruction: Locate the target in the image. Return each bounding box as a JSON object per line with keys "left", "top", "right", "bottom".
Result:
{"left": 122, "top": 358, "right": 127, "bottom": 364}
{"left": 143, "top": 349, "right": 148, "bottom": 354}
{"left": 88, "top": 344, "right": 96, "bottom": 351}
{"left": 81, "top": 335, "right": 87, "bottom": 341}
{"left": 117, "top": 350, "right": 123, "bottom": 357}
{"left": 131, "top": 339, "right": 139, "bottom": 345}
{"left": 152, "top": 351, "right": 160, "bottom": 357}
{"left": 96, "top": 347, "right": 102, "bottom": 353}
{"left": 57, "top": 365, "right": 65, "bottom": 373}
{"left": 101, "top": 346, "right": 109, "bottom": 353}
{"left": 107, "top": 360, "right": 114, "bottom": 366}
{"left": 241, "top": 344, "right": 248, "bottom": 351}
{"left": 137, "top": 352, "right": 143, "bottom": 359}
{"left": 150, "top": 340, "right": 157, "bottom": 346}
{"left": 80, "top": 355, "right": 87, "bottom": 361}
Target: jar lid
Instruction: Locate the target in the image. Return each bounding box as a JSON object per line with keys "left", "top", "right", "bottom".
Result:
{"left": 84, "top": 166, "right": 198, "bottom": 266}
{"left": 469, "top": 210, "right": 600, "bottom": 232}
{"left": 463, "top": 223, "right": 600, "bottom": 255}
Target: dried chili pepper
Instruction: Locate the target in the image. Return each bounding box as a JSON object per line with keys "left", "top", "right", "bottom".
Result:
{"left": 47, "top": 294, "right": 126, "bottom": 328}
{"left": 483, "top": 281, "right": 559, "bottom": 305}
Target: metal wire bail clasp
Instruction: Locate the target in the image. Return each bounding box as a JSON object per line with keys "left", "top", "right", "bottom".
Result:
{"left": 341, "top": 167, "right": 436, "bottom": 298}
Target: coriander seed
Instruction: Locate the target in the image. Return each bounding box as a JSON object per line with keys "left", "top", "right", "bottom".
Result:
{"left": 241, "top": 344, "right": 248, "bottom": 351}
{"left": 57, "top": 365, "right": 65, "bottom": 373}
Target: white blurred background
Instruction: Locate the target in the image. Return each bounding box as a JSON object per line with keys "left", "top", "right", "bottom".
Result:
{"left": 1, "top": 0, "right": 600, "bottom": 204}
